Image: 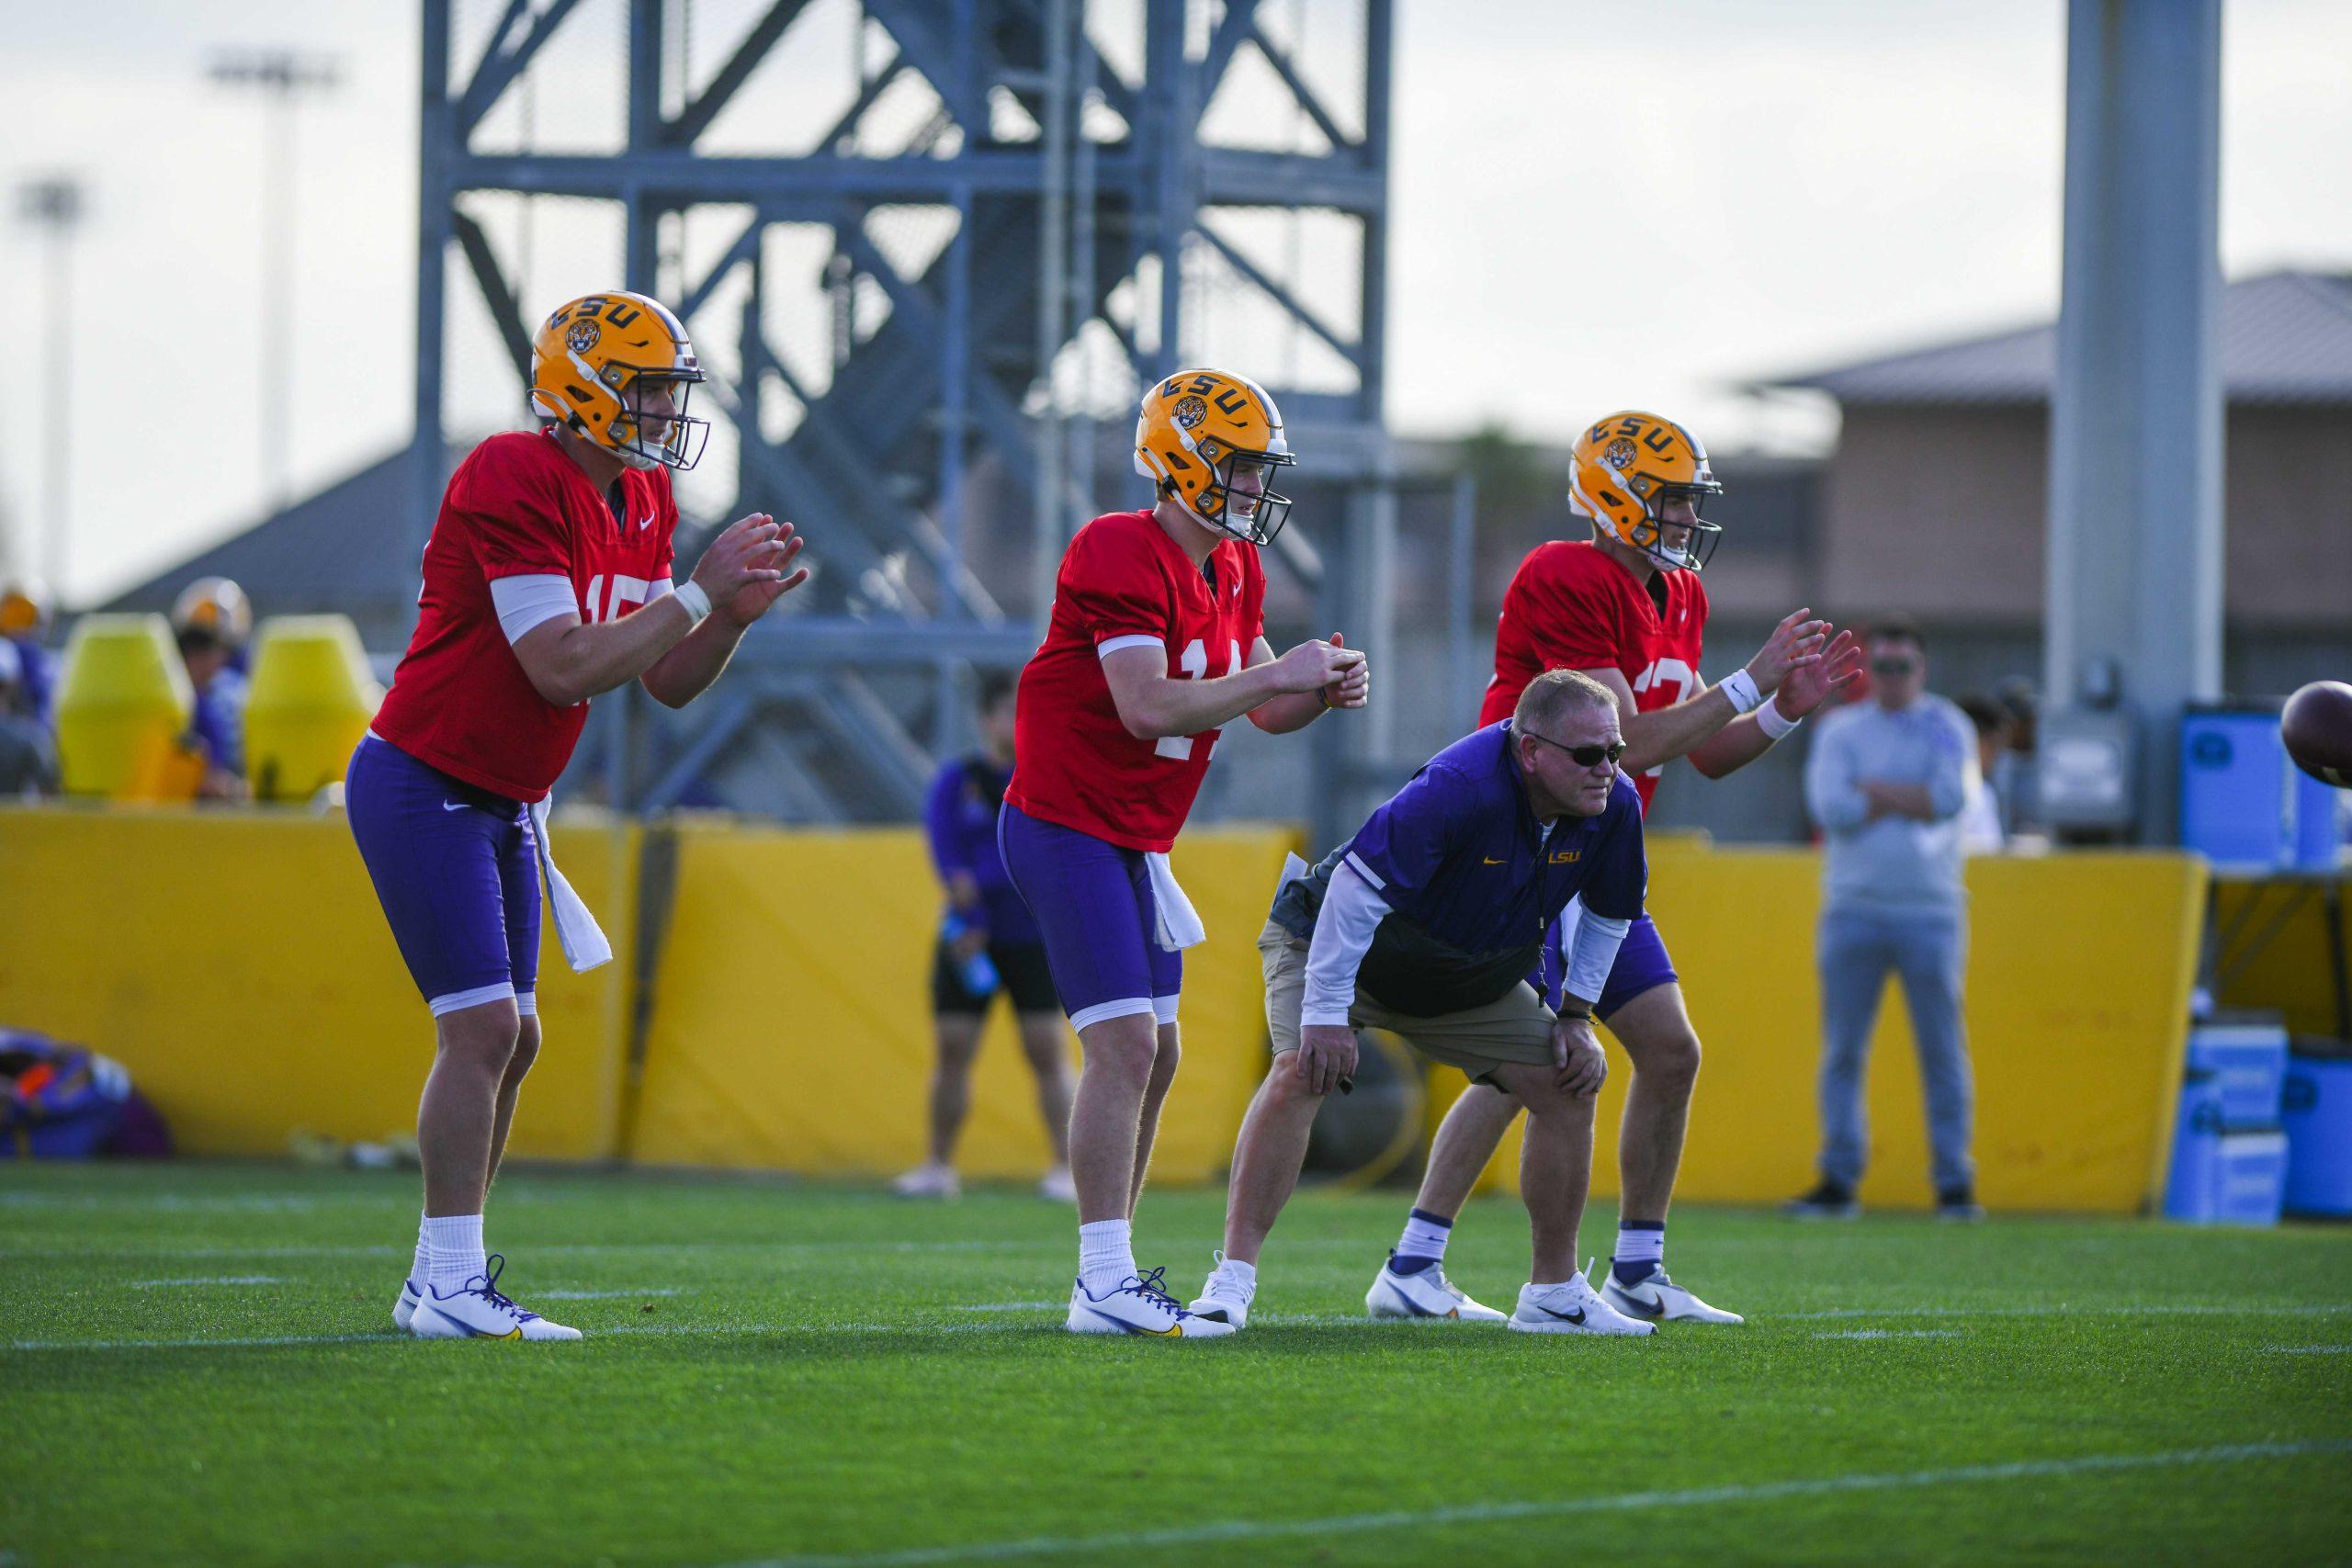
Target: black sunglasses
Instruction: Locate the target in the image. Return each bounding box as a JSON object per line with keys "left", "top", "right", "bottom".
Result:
{"left": 1523, "top": 730, "right": 1626, "bottom": 769}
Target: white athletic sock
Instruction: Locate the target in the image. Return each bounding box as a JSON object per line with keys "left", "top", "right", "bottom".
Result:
{"left": 1396, "top": 1207, "right": 1453, "bottom": 1263}
{"left": 409, "top": 1213, "right": 432, "bottom": 1290}
{"left": 1613, "top": 1223, "right": 1665, "bottom": 1265}
{"left": 424, "top": 1213, "right": 487, "bottom": 1292}
{"left": 1078, "top": 1219, "right": 1136, "bottom": 1296}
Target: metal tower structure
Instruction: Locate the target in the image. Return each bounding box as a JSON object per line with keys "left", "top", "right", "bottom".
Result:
{"left": 410, "top": 0, "right": 1394, "bottom": 824}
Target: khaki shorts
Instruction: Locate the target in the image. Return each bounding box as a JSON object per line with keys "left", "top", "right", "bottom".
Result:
{"left": 1257, "top": 917, "right": 1556, "bottom": 1087}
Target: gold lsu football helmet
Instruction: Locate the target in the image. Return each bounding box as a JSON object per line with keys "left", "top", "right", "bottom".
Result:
{"left": 1134, "top": 368, "right": 1296, "bottom": 547}
{"left": 530, "top": 291, "right": 709, "bottom": 471}
{"left": 1569, "top": 411, "right": 1724, "bottom": 571}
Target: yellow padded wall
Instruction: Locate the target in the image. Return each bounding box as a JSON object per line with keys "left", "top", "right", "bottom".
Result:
{"left": 1436, "top": 847, "right": 2208, "bottom": 1214}
{"left": 0, "top": 807, "right": 632, "bottom": 1160}
{"left": 627, "top": 824, "right": 1298, "bottom": 1179}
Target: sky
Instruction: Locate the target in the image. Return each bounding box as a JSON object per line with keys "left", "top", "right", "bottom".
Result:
{"left": 4, "top": 0, "right": 2350, "bottom": 604}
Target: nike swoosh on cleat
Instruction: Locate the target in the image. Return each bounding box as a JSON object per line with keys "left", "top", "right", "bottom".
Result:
{"left": 1527, "top": 1304, "right": 1587, "bottom": 1325}
{"left": 1384, "top": 1280, "right": 1445, "bottom": 1318}
{"left": 1085, "top": 1308, "right": 1182, "bottom": 1337}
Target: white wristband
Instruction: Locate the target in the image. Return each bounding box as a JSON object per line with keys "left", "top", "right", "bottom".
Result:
{"left": 671, "top": 580, "right": 713, "bottom": 627}
{"left": 1756, "top": 697, "right": 1802, "bottom": 740}
{"left": 1719, "top": 668, "right": 1763, "bottom": 715}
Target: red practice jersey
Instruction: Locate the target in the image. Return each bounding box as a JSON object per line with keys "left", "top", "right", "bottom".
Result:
{"left": 372, "top": 429, "right": 678, "bottom": 802}
{"left": 1478, "top": 539, "right": 1710, "bottom": 812}
{"left": 1006, "top": 509, "right": 1268, "bottom": 853}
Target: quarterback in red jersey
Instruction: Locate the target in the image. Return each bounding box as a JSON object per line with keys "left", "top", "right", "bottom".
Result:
{"left": 1001, "top": 368, "right": 1367, "bottom": 1337}
{"left": 347, "top": 291, "right": 808, "bottom": 1341}
{"left": 1364, "top": 411, "right": 1860, "bottom": 1329}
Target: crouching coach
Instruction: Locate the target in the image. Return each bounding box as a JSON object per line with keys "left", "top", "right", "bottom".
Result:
{"left": 1189, "top": 669, "right": 1658, "bottom": 1337}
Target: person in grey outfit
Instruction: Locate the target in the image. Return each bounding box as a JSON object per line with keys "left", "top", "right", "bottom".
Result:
{"left": 1788, "top": 618, "right": 1981, "bottom": 1220}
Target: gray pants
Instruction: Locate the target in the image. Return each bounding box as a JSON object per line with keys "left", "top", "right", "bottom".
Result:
{"left": 1815, "top": 905, "right": 1974, "bottom": 1192}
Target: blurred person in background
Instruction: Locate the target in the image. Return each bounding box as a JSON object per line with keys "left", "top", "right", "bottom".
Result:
{"left": 1790, "top": 618, "right": 1982, "bottom": 1221}
{"left": 173, "top": 578, "right": 254, "bottom": 796}
{"left": 1995, "top": 678, "right": 2041, "bottom": 840}
{"left": 1955, "top": 693, "right": 2015, "bottom": 853}
{"left": 895, "top": 672, "right": 1077, "bottom": 1203}
{"left": 0, "top": 640, "right": 60, "bottom": 797}
{"left": 0, "top": 581, "right": 57, "bottom": 726}
{"left": 175, "top": 621, "right": 248, "bottom": 801}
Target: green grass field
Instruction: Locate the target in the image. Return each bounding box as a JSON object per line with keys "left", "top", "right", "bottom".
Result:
{"left": 5, "top": 1161, "right": 2349, "bottom": 1567}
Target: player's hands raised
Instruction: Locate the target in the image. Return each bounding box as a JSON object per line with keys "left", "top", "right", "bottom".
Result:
{"left": 1320, "top": 631, "right": 1370, "bottom": 710}
{"left": 1295, "top": 1023, "right": 1359, "bottom": 1098}
{"left": 1552, "top": 1014, "right": 1607, "bottom": 1099}
{"left": 690, "top": 513, "right": 811, "bottom": 627}
{"left": 1772, "top": 627, "right": 1864, "bottom": 719}
{"left": 1272, "top": 635, "right": 1366, "bottom": 698}
{"left": 1743, "top": 606, "right": 1830, "bottom": 694}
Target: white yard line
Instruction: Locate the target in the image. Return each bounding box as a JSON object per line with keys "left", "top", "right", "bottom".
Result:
{"left": 956, "top": 1302, "right": 1064, "bottom": 1313}
{"left": 127, "top": 1276, "right": 284, "bottom": 1289}
{"left": 1815, "top": 1329, "right": 1964, "bottom": 1340}
{"left": 1782, "top": 1303, "right": 2352, "bottom": 1321}
{"left": 13, "top": 1300, "right": 2352, "bottom": 1354}
{"left": 718, "top": 1441, "right": 2352, "bottom": 1568}
{"left": 2267, "top": 1344, "right": 2352, "bottom": 1354}
{"left": 537, "top": 1288, "right": 684, "bottom": 1301}
{"left": 0, "top": 1237, "right": 1061, "bottom": 1262}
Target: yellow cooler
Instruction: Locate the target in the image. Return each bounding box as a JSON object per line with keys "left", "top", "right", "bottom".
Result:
{"left": 54, "top": 613, "right": 199, "bottom": 800}
{"left": 243, "top": 615, "right": 383, "bottom": 803}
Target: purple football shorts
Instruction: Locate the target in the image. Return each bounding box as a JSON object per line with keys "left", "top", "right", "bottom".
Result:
{"left": 997, "top": 800, "right": 1182, "bottom": 1032}
{"left": 1537, "top": 900, "right": 1679, "bottom": 1021}
{"left": 345, "top": 734, "right": 542, "bottom": 1017}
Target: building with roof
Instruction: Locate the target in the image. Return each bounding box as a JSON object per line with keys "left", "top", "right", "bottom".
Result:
{"left": 1764, "top": 269, "right": 2352, "bottom": 644}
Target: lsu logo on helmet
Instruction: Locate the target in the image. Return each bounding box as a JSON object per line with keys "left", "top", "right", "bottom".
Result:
{"left": 1569, "top": 412, "right": 1725, "bottom": 571}
{"left": 1134, "top": 369, "right": 1297, "bottom": 547}
{"left": 530, "top": 292, "right": 710, "bottom": 472}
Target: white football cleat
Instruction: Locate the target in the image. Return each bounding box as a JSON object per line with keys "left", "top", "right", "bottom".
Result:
{"left": 393, "top": 1278, "right": 421, "bottom": 1333}
{"left": 1067, "top": 1268, "right": 1235, "bottom": 1338}
{"left": 1037, "top": 1166, "right": 1078, "bottom": 1203}
{"left": 1507, "top": 1270, "right": 1656, "bottom": 1337}
{"left": 1364, "top": 1252, "right": 1508, "bottom": 1322}
{"left": 1601, "top": 1267, "right": 1745, "bottom": 1325}
{"left": 409, "top": 1256, "right": 582, "bottom": 1341}
{"left": 1188, "top": 1252, "right": 1257, "bottom": 1329}
{"left": 891, "top": 1163, "right": 961, "bottom": 1200}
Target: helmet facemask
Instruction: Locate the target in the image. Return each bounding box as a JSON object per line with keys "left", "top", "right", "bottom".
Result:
{"left": 1184, "top": 447, "right": 1296, "bottom": 548}
{"left": 603, "top": 366, "right": 710, "bottom": 472}
{"left": 1625, "top": 478, "right": 1725, "bottom": 572}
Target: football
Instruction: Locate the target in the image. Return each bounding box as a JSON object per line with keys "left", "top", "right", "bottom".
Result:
{"left": 2281, "top": 680, "right": 2352, "bottom": 786}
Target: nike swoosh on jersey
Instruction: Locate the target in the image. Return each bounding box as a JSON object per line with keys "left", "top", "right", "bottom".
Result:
{"left": 1484, "top": 856, "right": 1506, "bottom": 865}
{"left": 442, "top": 801, "right": 471, "bottom": 812}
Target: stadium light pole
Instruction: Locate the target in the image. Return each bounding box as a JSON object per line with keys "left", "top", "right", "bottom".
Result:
{"left": 16, "top": 175, "right": 84, "bottom": 604}
{"left": 209, "top": 51, "right": 340, "bottom": 515}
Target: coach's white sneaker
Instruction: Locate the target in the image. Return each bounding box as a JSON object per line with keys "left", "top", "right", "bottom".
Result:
{"left": 392, "top": 1278, "right": 421, "bottom": 1333}
{"left": 1188, "top": 1252, "right": 1257, "bottom": 1329}
{"left": 1067, "top": 1267, "right": 1235, "bottom": 1338}
{"left": 409, "top": 1257, "right": 582, "bottom": 1341}
{"left": 1507, "top": 1270, "right": 1655, "bottom": 1337}
{"left": 1365, "top": 1252, "right": 1508, "bottom": 1322}
{"left": 891, "top": 1163, "right": 961, "bottom": 1200}
{"left": 1038, "top": 1166, "right": 1078, "bottom": 1203}
{"left": 1601, "top": 1267, "right": 1745, "bottom": 1325}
